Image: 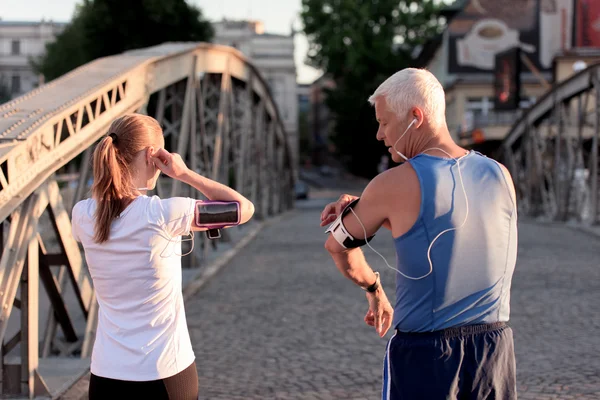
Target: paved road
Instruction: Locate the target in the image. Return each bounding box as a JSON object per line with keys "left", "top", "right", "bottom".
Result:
{"left": 186, "top": 194, "right": 600, "bottom": 399}
{"left": 187, "top": 196, "right": 387, "bottom": 400}
{"left": 511, "top": 221, "right": 600, "bottom": 400}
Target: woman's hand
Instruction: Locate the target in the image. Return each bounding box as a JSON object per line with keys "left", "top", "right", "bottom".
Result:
{"left": 151, "top": 148, "right": 190, "bottom": 180}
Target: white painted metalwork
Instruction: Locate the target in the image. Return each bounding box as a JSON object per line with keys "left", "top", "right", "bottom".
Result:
{"left": 501, "top": 63, "right": 600, "bottom": 224}
{"left": 0, "top": 42, "right": 295, "bottom": 398}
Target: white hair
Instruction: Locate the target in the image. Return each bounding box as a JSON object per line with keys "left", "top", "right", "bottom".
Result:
{"left": 368, "top": 68, "right": 446, "bottom": 126}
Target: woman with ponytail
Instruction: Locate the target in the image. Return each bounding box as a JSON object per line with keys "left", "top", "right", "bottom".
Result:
{"left": 71, "top": 113, "right": 254, "bottom": 399}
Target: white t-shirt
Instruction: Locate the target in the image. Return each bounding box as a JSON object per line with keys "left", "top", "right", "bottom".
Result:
{"left": 71, "top": 195, "right": 197, "bottom": 381}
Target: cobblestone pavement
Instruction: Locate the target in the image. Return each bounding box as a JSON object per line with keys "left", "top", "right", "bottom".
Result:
{"left": 186, "top": 194, "right": 600, "bottom": 400}
{"left": 186, "top": 197, "right": 389, "bottom": 400}
{"left": 511, "top": 220, "right": 600, "bottom": 400}
{"left": 60, "top": 191, "right": 600, "bottom": 400}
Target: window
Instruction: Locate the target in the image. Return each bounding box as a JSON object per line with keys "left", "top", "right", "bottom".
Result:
{"left": 463, "top": 95, "right": 531, "bottom": 128}
{"left": 466, "top": 97, "right": 492, "bottom": 118}
{"left": 11, "top": 75, "right": 21, "bottom": 94}
{"left": 11, "top": 40, "right": 20, "bottom": 55}
{"left": 266, "top": 77, "right": 278, "bottom": 93}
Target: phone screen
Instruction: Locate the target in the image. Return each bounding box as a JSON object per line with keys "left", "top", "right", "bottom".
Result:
{"left": 196, "top": 202, "right": 239, "bottom": 226}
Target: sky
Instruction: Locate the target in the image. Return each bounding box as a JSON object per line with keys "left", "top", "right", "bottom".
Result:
{"left": 0, "top": 0, "right": 322, "bottom": 84}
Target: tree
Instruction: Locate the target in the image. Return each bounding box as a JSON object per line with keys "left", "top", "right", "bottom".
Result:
{"left": 301, "top": 0, "right": 447, "bottom": 178}
{"left": 32, "top": 0, "right": 214, "bottom": 82}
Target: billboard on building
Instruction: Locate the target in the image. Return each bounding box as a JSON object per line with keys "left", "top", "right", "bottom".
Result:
{"left": 494, "top": 47, "right": 522, "bottom": 110}
{"left": 575, "top": 0, "right": 600, "bottom": 47}
{"left": 447, "top": 0, "right": 574, "bottom": 73}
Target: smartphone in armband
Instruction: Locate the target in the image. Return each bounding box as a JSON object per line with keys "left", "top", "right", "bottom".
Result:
{"left": 194, "top": 201, "right": 240, "bottom": 231}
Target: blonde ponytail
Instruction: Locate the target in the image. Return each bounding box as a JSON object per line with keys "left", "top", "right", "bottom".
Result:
{"left": 90, "top": 114, "right": 163, "bottom": 243}
{"left": 91, "top": 134, "right": 135, "bottom": 242}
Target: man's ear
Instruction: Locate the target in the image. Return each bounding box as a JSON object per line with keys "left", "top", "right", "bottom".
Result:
{"left": 411, "top": 107, "right": 424, "bottom": 128}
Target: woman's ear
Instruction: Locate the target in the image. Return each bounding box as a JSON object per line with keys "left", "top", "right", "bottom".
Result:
{"left": 146, "top": 147, "right": 155, "bottom": 165}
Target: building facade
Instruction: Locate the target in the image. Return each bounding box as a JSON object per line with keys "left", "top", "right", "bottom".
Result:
{"left": 0, "top": 20, "right": 66, "bottom": 100}
{"left": 416, "top": 0, "right": 600, "bottom": 156}
{"left": 212, "top": 20, "right": 299, "bottom": 170}
{"left": 306, "top": 74, "right": 336, "bottom": 166}
{"left": 297, "top": 83, "right": 310, "bottom": 115}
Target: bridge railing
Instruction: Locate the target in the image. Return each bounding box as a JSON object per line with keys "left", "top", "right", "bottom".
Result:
{"left": 500, "top": 63, "right": 600, "bottom": 225}
{"left": 0, "top": 42, "right": 295, "bottom": 398}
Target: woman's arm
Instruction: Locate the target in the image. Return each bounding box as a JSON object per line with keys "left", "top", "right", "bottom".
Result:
{"left": 180, "top": 169, "right": 255, "bottom": 225}
{"left": 151, "top": 148, "right": 255, "bottom": 224}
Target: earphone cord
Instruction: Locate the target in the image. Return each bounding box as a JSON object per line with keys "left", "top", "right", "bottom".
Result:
{"left": 160, "top": 231, "right": 195, "bottom": 258}
{"left": 128, "top": 191, "right": 197, "bottom": 258}
{"left": 159, "top": 212, "right": 196, "bottom": 258}
{"left": 349, "top": 148, "right": 469, "bottom": 280}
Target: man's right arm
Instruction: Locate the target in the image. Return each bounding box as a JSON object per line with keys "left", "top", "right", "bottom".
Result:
{"left": 381, "top": 219, "right": 392, "bottom": 231}
{"left": 497, "top": 163, "right": 518, "bottom": 212}
{"left": 322, "top": 173, "right": 395, "bottom": 337}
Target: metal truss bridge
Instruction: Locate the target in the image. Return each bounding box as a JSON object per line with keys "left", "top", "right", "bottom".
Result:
{"left": 0, "top": 42, "right": 295, "bottom": 398}
{"left": 501, "top": 63, "right": 600, "bottom": 225}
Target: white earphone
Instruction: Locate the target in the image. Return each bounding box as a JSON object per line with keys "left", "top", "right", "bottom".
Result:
{"left": 349, "top": 117, "right": 470, "bottom": 280}
{"left": 392, "top": 118, "right": 418, "bottom": 161}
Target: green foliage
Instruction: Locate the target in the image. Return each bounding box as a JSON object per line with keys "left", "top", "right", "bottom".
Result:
{"left": 301, "top": 0, "right": 446, "bottom": 177}
{"left": 32, "top": 0, "right": 214, "bottom": 82}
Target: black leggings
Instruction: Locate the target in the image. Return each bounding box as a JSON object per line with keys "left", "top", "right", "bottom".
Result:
{"left": 89, "top": 361, "right": 198, "bottom": 399}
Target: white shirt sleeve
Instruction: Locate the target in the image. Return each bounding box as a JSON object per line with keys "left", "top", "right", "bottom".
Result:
{"left": 153, "top": 197, "right": 197, "bottom": 237}
{"left": 71, "top": 202, "right": 82, "bottom": 242}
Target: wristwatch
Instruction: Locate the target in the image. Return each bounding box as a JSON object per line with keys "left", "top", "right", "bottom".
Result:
{"left": 363, "top": 271, "right": 380, "bottom": 293}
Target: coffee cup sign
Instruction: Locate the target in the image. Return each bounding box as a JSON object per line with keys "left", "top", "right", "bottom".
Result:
{"left": 457, "top": 19, "right": 535, "bottom": 70}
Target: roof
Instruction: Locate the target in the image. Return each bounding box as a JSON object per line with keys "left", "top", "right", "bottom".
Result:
{"left": 0, "top": 20, "right": 68, "bottom": 26}
{"left": 455, "top": 0, "right": 537, "bottom": 31}
{"left": 413, "top": 34, "right": 444, "bottom": 68}
{"left": 412, "top": 0, "right": 466, "bottom": 67}
{"left": 444, "top": 0, "right": 469, "bottom": 12}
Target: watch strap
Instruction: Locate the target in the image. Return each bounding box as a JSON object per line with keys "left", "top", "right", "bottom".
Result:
{"left": 364, "top": 272, "right": 380, "bottom": 293}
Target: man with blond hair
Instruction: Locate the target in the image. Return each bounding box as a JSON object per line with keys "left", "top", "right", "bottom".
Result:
{"left": 321, "top": 68, "right": 518, "bottom": 399}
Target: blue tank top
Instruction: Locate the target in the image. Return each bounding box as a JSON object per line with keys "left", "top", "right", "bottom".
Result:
{"left": 392, "top": 151, "right": 517, "bottom": 332}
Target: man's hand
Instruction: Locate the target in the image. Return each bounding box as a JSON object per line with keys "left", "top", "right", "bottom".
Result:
{"left": 364, "top": 289, "right": 394, "bottom": 337}
{"left": 320, "top": 194, "right": 358, "bottom": 227}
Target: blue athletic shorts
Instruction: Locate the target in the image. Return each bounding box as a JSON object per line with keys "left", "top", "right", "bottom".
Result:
{"left": 382, "top": 322, "right": 517, "bottom": 400}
